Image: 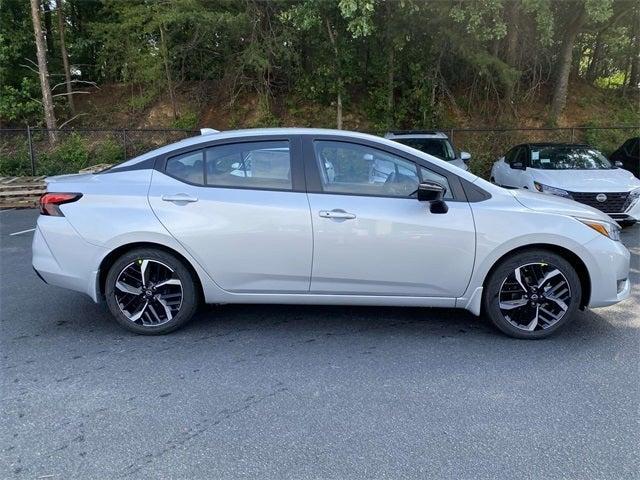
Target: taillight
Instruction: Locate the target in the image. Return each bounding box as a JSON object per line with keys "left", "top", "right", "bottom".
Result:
{"left": 39, "top": 192, "right": 83, "bottom": 216}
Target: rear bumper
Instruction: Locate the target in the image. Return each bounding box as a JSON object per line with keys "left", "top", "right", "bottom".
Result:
{"left": 32, "top": 217, "right": 107, "bottom": 302}
{"left": 584, "top": 234, "right": 631, "bottom": 308}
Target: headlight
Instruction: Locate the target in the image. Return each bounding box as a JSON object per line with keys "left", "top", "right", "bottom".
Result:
{"left": 629, "top": 188, "right": 640, "bottom": 203}
{"left": 575, "top": 217, "right": 621, "bottom": 241}
{"left": 534, "top": 182, "right": 571, "bottom": 198}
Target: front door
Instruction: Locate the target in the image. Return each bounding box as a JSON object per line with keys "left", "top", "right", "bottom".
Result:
{"left": 148, "top": 137, "right": 313, "bottom": 293}
{"left": 304, "top": 139, "right": 475, "bottom": 297}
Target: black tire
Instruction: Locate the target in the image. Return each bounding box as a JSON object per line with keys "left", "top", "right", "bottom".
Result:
{"left": 105, "top": 248, "right": 199, "bottom": 335}
{"left": 483, "top": 249, "right": 581, "bottom": 339}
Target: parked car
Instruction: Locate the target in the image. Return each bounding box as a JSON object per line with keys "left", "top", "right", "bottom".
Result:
{"left": 384, "top": 130, "right": 471, "bottom": 170}
{"left": 490, "top": 143, "right": 640, "bottom": 226}
{"left": 610, "top": 137, "right": 639, "bottom": 178}
{"left": 34, "top": 129, "right": 630, "bottom": 339}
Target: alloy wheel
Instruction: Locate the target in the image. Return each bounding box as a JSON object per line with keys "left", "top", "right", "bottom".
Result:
{"left": 114, "top": 259, "right": 183, "bottom": 327}
{"left": 498, "top": 262, "right": 571, "bottom": 332}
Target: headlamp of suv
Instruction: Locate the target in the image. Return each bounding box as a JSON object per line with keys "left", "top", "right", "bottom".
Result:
{"left": 575, "top": 217, "right": 621, "bottom": 241}
{"left": 629, "top": 188, "right": 640, "bottom": 205}
{"left": 533, "top": 182, "right": 571, "bottom": 198}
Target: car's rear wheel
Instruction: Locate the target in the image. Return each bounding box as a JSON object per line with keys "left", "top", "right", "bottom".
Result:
{"left": 483, "top": 250, "right": 581, "bottom": 339}
{"left": 105, "top": 248, "right": 199, "bottom": 334}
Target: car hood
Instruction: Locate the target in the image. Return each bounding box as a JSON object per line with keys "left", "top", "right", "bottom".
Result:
{"left": 510, "top": 189, "right": 614, "bottom": 223}
{"left": 529, "top": 167, "right": 640, "bottom": 192}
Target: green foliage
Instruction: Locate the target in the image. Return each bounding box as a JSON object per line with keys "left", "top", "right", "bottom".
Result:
{"left": 1, "top": 0, "right": 637, "bottom": 132}
{"left": 171, "top": 111, "right": 198, "bottom": 130}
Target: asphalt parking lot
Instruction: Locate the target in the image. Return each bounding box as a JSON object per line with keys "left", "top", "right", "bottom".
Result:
{"left": 1, "top": 208, "right": 638, "bottom": 479}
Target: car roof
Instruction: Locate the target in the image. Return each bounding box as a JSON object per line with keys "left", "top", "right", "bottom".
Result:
{"left": 521, "top": 143, "right": 591, "bottom": 148}
{"left": 384, "top": 130, "right": 449, "bottom": 139}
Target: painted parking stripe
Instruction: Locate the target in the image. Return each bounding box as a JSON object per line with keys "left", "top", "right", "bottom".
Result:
{"left": 9, "top": 228, "right": 36, "bottom": 236}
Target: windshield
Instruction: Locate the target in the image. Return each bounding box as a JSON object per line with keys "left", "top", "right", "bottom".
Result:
{"left": 394, "top": 138, "right": 456, "bottom": 161}
{"left": 530, "top": 146, "right": 613, "bottom": 170}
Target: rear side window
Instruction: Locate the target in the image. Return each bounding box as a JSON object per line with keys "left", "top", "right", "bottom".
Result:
{"left": 205, "top": 141, "right": 292, "bottom": 190}
{"left": 166, "top": 151, "right": 204, "bottom": 184}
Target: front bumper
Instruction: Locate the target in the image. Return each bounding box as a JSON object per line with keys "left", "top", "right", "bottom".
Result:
{"left": 32, "top": 216, "right": 107, "bottom": 302}
{"left": 583, "top": 234, "right": 631, "bottom": 308}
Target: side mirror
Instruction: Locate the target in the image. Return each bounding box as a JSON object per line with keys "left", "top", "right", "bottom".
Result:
{"left": 460, "top": 151, "right": 471, "bottom": 162}
{"left": 511, "top": 161, "right": 525, "bottom": 170}
{"left": 417, "top": 181, "right": 448, "bottom": 214}
{"left": 614, "top": 160, "right": 623, "bottom": 168}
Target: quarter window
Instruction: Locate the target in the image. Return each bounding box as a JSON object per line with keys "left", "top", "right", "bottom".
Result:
{"left": 420, "top": 167, "right": 453, "bottom": 199}
{"left": 205, "top": 141, "right": 292, "bottom": 190}
{"left": 314, "top": 141, "right": 420, "bottom": 197}
{"left": 166, "top": 151, "right": 204, "bottom": 184}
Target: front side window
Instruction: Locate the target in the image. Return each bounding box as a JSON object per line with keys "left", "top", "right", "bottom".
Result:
{"left": 314, "top": 141, "right": 452, "bottom": 199}
{"left": 166, "top": 151, "right": 204, "bottom": 184}
{"left": 529, "top": 146, "right": 612, "bottom": 170}
{"left": 205, "top": 141, "right": 292, "bottom": 190}
{"left": 394, "top": 138, "right": 456, "bottom": 161}
{"left": 314, "top": 141, "right": 420, "bottom": 197}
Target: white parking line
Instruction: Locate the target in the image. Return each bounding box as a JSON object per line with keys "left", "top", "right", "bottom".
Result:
{"left": 9, "top": 228, "right": 36, "bottom": 236}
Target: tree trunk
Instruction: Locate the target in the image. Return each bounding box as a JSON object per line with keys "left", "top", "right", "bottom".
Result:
{"left": 57, "top": 0, "right": 75, "bottom": 115}
{"left": 586, "top": 32, "right": 603, "bottom": 82}
{"left": 504, "top": 0, "right": 519, "bottom": 101}
{"left": 325, "top": 18, "right": 342, "bottom": 129}
{"left": 30, "top": 0, "right": 57, "bottom": 142}
{"left": 630, "top": 13, "right": 640, "bottom": 89}
{"left": 549, "top": 6, "right": 586, "bottom": 123}
{"left": 387, "top": 46, "right": 394, "bottom": 128}
{"left": 159, "top": 23, "right": 178, "bottom": 120}
{"left": 42, "top": 0, "right": 54, "bottom": 53}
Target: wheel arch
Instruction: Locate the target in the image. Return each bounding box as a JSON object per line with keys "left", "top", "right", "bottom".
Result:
{"left": 98, "top": 242, "right": 205, "bottom": 303}
{"left": 482, "top": 243, "right": 591, "bottom": 309}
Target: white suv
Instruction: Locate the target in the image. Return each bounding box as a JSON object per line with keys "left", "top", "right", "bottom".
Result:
{"left": 385, "top": 130, "right": 470, "bottom": 170}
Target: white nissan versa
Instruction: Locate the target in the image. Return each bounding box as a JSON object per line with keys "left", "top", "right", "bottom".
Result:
{"left": 32, "top": 129, "right": 631, "bottom": 338}
{"left": 490, "top": 143, "right": 640, "bottom": 226}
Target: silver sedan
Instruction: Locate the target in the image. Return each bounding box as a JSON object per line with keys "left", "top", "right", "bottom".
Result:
{"left": 33, "top": 128, "right": 631, "bottom": 338}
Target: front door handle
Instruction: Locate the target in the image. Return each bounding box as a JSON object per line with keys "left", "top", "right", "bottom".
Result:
{"left": 319, "top": 209, "right": 356, "bottom": 220}
{"left": 161, "top": 194, "right": 198, "bottom": 203}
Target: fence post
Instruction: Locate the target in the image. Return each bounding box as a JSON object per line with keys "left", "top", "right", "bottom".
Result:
{"left": 122, "top": 129, "right": 127, "bottom": 161}
{"left": 449, "top": 128, "right": 454, "bottom": 144}
{"left": 570, "top": 128, "right": 575, "bottom": 143}
{"left": 27, "top": 126, "right": 36, "bottom": 176}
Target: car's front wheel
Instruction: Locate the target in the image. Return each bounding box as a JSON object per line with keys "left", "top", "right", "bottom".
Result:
{"left": 483, "top": 249, "right": 581, "bottom": 339}
{"left": 105, "top": 248, "right": 199, "bottom": 334}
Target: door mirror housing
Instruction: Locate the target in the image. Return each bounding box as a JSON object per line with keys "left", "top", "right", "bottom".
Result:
{"left": 510, "top": 161, "right": 525, "bottom": 170}
{"left": 417, "top": 181, "right": 448, "bottom": 214}
{"left": 460, "top": 151, "right": 471, "bottom": 162}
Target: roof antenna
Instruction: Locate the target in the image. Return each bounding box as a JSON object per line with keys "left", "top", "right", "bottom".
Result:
{"left": 200, "top": 128, "right": 220, "bottom": 135}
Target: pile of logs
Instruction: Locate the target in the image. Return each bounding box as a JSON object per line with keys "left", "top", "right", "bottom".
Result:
{"left": 0, "top": 176, "right": 46, "bottom": 209}
{"left": 0, "top": 164, "right": 112, "bottom": 208}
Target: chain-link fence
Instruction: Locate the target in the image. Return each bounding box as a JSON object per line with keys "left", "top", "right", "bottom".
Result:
{"left": 0, "top": 128, "right": 198, "bottom": 177}
{"left": 1, "top": 126, "right": 638, "bottom": 179}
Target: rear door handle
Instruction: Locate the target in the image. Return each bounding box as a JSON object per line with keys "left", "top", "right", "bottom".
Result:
{"left": 161, "top": 194, "right": 198, "bottom": 203}
{"left": 319, "top": 209, "right": 356, "bottom": 220}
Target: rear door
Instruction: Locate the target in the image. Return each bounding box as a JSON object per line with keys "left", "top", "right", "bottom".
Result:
{"left": 148, "top": 135, "right": 313, "bottom": 293}
{"left": 303, "top": 136, "right": 475, "bottom": 297}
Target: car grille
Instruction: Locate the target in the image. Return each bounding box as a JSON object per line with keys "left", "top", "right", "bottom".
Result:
{"left": 568, "top": 191, "right": 631, "bottom": 213}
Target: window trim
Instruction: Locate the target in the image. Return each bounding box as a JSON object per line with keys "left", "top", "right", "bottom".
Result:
{"left": 301, "top": 135, "right": 467, "bottom": 201}
{"left": 157, "top": 135, "right": 306, "bottom": 193}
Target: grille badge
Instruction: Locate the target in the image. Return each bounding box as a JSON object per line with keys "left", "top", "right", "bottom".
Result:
{"left": 596, "top": 193, "right": 607, "bottom": 203}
